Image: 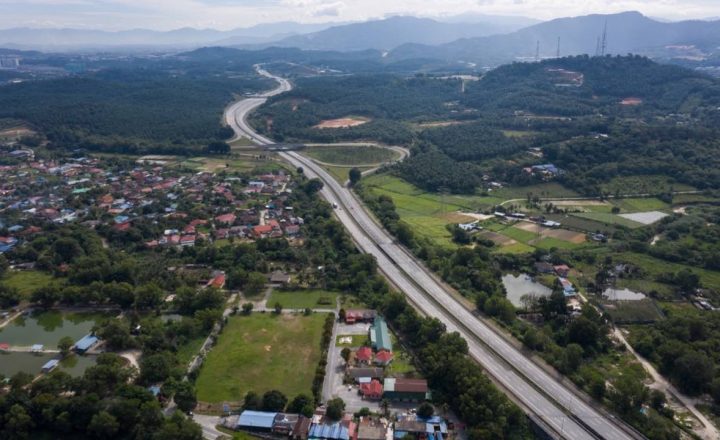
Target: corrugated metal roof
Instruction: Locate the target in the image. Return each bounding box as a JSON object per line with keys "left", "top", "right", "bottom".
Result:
{"left": 75, "top": 334, "right": 98, "bottom": 351}
{"left": 370, "top": 316, "right": 392, "bottom": 352}
{"left": 237, "top": 411, "right": 278, "bottom": 429}
{"left": 309, "top": 422, "right": 349, "bottom": 440}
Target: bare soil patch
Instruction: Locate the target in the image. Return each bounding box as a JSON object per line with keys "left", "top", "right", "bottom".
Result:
{"left": 481, "top": 231, "right": 517, "bottom": 246}
{"left": 620, "top": 97, "right": 643, "bottom": 106}
{"left": 515, "top": 222, "right": 586, "bottom": 243}
{"left": 315, "top": 117, "right": 370, "bottom": 129}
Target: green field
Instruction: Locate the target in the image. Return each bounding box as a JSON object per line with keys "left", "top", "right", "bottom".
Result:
{"left": 534, "top": 237, "right": 582, "bottom": 250}
{"left": 601, "top": 299, "right": 665, "bottom": 324}
{"left": 572, "top": 212, "right": 644, "bottom": 229}
{"left": 492, "top": 182, "right": 580, "bottom": 200}
{"left": 336, "top": 334, "right": 368, "bottom": 347}
{"left": 500, "top": 227, "right": 538, "bottom": 243}
{"left": 305, "top": 145, "right": 398, "bottom": 165}
{"left": 267, "top": 289, "right": 339, "bottom": 309}
{"left": 195, "top": 313, "right": 327, "bottom": 403}
{"left": 2, "top": 270, "right": 56, "bottom": 297}
{"left": 176, "top": 336, "right": 207, "bottom": 367}
{"left": 495, "top": 242, "right": 535, "bottom": 254}
{"left": 612, "top": 197, "right": 669, "bottom": 212}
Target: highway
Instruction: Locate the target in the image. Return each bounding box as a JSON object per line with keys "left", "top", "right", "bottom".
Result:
{"left": 226, "top": 66, "right": 643, "bottom": 440}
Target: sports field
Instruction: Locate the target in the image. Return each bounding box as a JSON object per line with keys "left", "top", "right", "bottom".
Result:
{"left": 195, "top": 313, "right": 327, "bottom": 403}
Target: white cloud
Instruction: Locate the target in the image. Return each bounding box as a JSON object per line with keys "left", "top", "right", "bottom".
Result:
{"left": 0, "top": 0, "right": 719, "bottom": 30}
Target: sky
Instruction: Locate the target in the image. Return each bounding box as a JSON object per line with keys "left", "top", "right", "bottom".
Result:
{"left": 1, "top": 0, "right": 719, "bottom": 31}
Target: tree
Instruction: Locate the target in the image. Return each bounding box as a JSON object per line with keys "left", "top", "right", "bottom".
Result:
{"left": 155, "top": 413, "right": 203, "bottom": 440}
{"left": 0, "top": 284, "right": 21, "bottom": 308}
{"left": 338, "top": 308, "right": 346, "bottom": 321}
{"left": 262, "top": 390, "right": 288, "bottom": 412}
{"left": 296, "top": 167, "right": 304, "bottom": 175}
{"left": 242, "top": 302, "right": 254, "bottom": 315}
{"left": 483, "top": 296, "right": 515, "bottom": 324}
{"left": 96, "top": 319, "right": 133, "bottom": 350}
{"left": 87, "top": 410, "right": 119, "bottom": 438}
{"left": 194, "top": 308, "right": 222, "bottom": 332}
{"left": 104, "top": 282, "right": 135, "bottom": 308}
{"left": 274, "top": 302, "right": 283, "bottom": 315}
{"left": 57, "top": 336, "right": 74, "bottom": 356}
{"left": 244, "top": 391, "right": 262, "bottom": 410}
{"left": 135, "top": 283, "right": 164, "bottom": 309}
{"left": 340, "top": 347, "right": 352, "bottom": 364}
{"left": 206, "top": 141, "right": 230, "bottom": 155}
{"left": 349, "top": 167, "right": 362, "bottom": 186}
{"left": 560, "top": 343, "right": 584, "bottom": 374}
{"left": 417, "top": 402, "right": 434, "bottom": 418}
{"left": 174, "top": 381, "right": 198, "bottom": 413}
{"left": 288, "top": 394, "right": 314, "bottom": 417}
{"left": 567, "top": 316, "right": 600, "bottom": 348}
{"left": 3, "top": 404, "right": 34, "bottom": 438}
{"left": 326, "top": 397, "right": 345, "bottom": 420}
{"left": 673, "top": 351, "right": 713, "bottom": 395}
{"left": 245, "top": 272, "right": 267, "bottom": 296}
{"left": 31, "top": 285, "right": 61, "bottom": 308}
{"left": 303, "top": 178, "right": 324, "bottom": 195}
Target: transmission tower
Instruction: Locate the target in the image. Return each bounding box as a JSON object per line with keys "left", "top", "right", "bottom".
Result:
{"left": 595, "top": 36, "right": 601, "bottom": 57}
{"left": 600, "top": 20, "right": 608, "bottom": 56}
{"left": 556, "top": 37, "right": 561, "bottom": 58}
{"left": 535, "top": 40, "right": 540, "bottom": 62}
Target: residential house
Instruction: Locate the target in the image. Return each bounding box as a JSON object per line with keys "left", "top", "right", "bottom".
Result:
{"left": 345, "top": 309, "right": 376, "bottom": 324}
{"left": 355, "top": 346, "right": 372, "bottom": 365}
{"left": 369, "top": 316, "right": 392, "bottom": 352}
{"left": 360, "top": 379, "right": 383, "bottom": 401}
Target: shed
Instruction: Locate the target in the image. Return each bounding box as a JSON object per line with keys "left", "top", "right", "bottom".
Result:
{"left": 237, "top": 410, "right": 278, "bottom": 431}
{"left": 31, "top": 344, "right": 44, "bottom": 353}
{"left": 369, "top": 316, "right": 392, "bottom": 352}
{"left": 309, "top": 421, "right": 349, "bottom": 440}
{"left": 41, "top": 359, "right": 59, "bottom": 373}
{"left": 74, "top": 334, "right": 99, "bottom": 353}
{"left": 273, "top": 413, "right": 300, "bottom": 434}
{"left": 383, "top": 378, "right": 429, "bottom": 402}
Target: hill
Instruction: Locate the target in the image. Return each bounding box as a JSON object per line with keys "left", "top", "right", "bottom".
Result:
{"left": 390, "top": 12, "right": 720, "bottom": 65}
{"left": 266, "top": 16, "right": 532, "bottom": 52}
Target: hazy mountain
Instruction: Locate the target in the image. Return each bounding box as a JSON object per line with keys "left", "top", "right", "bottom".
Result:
{"left": 261, "top": 16, "right": 532, "bottom": 51}
{"left": 0, "top": 22, "right": 340, "bottom": 51}
{"left": 435, "top": 13, "right": 540, "bottom": 28}
{"left": 390, "top": 11, "right": 720, "bottom": 66}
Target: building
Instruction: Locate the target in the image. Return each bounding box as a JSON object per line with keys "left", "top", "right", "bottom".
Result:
{"left": 273, "top": 413, "right": 300, "bottom": 435}
{"left": 74, "top": 334, "right": 99, "bottom": 354}
{"left": 369, "top": 316, "right": 392, "bottom": 352}
{"left": 41, "top": 359, "right": 59, "bottom": 373}
{"left": 554, "top": 265, "right": 570, "bottom": 277}
{"left": 558, "top": 277, "right": 576, "bottom": 296}
{"left": 344, "top": 309, "right": 376, "bottom": 324}
{"left": 348, "top": 367, "right": 384, "bottom": 382}
{"left": 269, "top": 270, "right": 292, "bottom": 285}
{"left": 357, "top": 418, "right": 387, "bottom": 440}
{"left": 355, "top": 346, "right": 372, "bottom": 365}
{"left": 308, "top": 421, "right": 350, "bottom": 440}
{"left": 373, "top": 350, "right": 393, "bottom": 366}
{"left": 292, "top": 416, "right": 312, "bottom": 440}
{"left": 236, "top": 410, "right": 278, "bottom": 432}
{"left": 534, "top": 262, "right": 554, "bottom": 274}
{"left": 383, "top": 378, "right": 429, "bottom": 402}
{"left": 360, "top": 379, "right": 383, "bottom": 400}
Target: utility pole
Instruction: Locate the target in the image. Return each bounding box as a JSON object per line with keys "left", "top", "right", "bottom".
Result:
{"left": 595, "top": 36, "right": 601, "bottom": 57}
{"left": 535, "top": 40, "right": 540, "bottom": 62}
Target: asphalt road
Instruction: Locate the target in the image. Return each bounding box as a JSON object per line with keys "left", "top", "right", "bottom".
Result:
{"left": 225, "top": 66, "right": 642, "bottom": 440}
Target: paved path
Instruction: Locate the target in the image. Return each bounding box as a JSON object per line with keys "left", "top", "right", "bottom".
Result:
{"left": 194, "top": 414, "right": 224, "bottom": 440}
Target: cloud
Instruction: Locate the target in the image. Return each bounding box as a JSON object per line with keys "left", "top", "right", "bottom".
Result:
{"left": 312, "top": 1, "right": 344, "bottom": 16}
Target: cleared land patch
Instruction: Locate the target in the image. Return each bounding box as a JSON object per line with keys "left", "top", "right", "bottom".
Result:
{"left": 619, "top": 211, "right": 669, "bottom": 225}
{"left": 314, "top": 117, "right": 369, "bottom": 129}
{"left": 195, "top": 313, "right": 326, "bottom": 403}
{"left": 3, "top": 270, "right": 56, "bottom": 298}
{"left": 572, "top": 212, "right": 645, "bottom": 229}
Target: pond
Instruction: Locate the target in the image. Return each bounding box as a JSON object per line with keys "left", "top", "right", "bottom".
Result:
{"left": 0, "top": 310, "right": 114, "bottom": 347}
{"left": 502, "top": 274, "right": 553, "bottom": 308}
{"left": 602, "top": 288, "right": 646, "bottom": 301}
{"left": 0, "top": 352, "right": 96, "bottom": 378}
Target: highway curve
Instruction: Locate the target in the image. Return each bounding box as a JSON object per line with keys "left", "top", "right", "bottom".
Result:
{"left": 226, "top": 66, "right": 644, "bottom": 440}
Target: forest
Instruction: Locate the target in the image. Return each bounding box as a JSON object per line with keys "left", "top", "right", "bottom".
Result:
{"left": 0, "top": 63, "right": 269, "bottom": 155}
{"left": 253, "top": 55, "right": 720, "bottom": 195}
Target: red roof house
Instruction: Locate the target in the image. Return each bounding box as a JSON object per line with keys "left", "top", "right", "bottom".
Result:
{"left": 355, "top": 346, "right": 373, "bottom": 364}
{"left": 373, "top": 350, "right": 394, "bottom": 366}
{"left": 215, "top": 213, "right": 237, "bottom": 225}
{"left": 252, "top": 224, "right": 273, "bottom": 239}
{"left": 360, "top": 379, "right": 383, "bottom": 400}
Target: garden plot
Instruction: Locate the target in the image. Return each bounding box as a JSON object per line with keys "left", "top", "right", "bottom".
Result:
{"left": 619, "top": 211, "right": 669, "bottom": 225}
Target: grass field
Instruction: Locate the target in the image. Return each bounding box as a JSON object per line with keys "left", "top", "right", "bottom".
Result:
{"left": 267, "top": 289, "right": 339, "bottom": 309}
{"left": 492, "top": 182, "right": 580, "bottom": 200}
{"left": 2, "top": 270, "right": 56, "bottom": 297}
{"left": 195, "top": 313, "right": 327, "bottom": 403}
{"left": 336, "top": 334, "right": 368, "bottom": 347}
{"left": 176, "top": 336, "right": 206, "bottom": 366}
{"left": 534, "top": 237, "right": 582, "bottom": 250}
{"left": 601, "top": 299, "right": 664, "bottom": 323}
{"left": 613, "top": 198, "right": 669, "bottom": 212}
{"left": 500, "top": 227, "right": 538, "bottom": 243}
{"left": 495, "top": 242, "right": 535, "bottom": 254}
{"left": 323, "top": 165, "right": 373, "bottom": 184}
{"left": 305, "top": 145, "right": 398, "bottom": 166}
{"left": 572, "top": 212, "right": 644, "bottom": 229}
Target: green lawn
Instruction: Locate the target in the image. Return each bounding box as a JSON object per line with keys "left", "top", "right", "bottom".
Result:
{"left": 499, "top": 227, "right": 538, "bottom": 243}
{"left": 195, "top": 313, "right": 327, "bottom": 403}
{"left": 494, "top": 242, "right": 535, "bottom": 254}
{"left": 176, "top": 336, "right": 206, "bottom": 367}
{"left": 616, "top": 252, "right": 720, "bottom": 292}
{"left": 305, "top": 145, "right": 399, "bottom": 165}
{"left": 336, "top": 334, "right": 368, "bottom": 347}
{"left": 572, "top": 212, "right": 644, "bottom": 229}
{"left": 491, "top": 182, "right": 580, "bottom": 200}
{"left": 3, "top": 270, "right": 56, "bottom": 297}
{"left": 267, "top": 289, "right": 339, "bottom": 309}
